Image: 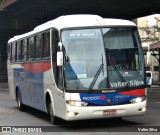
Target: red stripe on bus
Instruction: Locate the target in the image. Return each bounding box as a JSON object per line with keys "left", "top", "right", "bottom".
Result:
{"left": 120, "top": 88, "right": 145, "bottom": 96}
{"left": 22, "top": 62, "right": 51, "bottom": 73}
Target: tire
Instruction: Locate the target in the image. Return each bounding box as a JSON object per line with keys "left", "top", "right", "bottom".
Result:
{"left": 49, "top": 101, "right": 59, "bottom": 125}
{"left": 17, "top": 91, "right": 25, "bottom": 111}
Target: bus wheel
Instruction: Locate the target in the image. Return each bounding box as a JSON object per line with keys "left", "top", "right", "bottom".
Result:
{"left": 17, "top": 91, "right": 24, "bottom": 111}
{"left": 49, "top": 101, "right": 59, "bottom": 125}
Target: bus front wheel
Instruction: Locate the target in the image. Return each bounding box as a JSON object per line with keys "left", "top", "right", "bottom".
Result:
{"left": 49, "top": 101, "right": 59, "bottom": 125}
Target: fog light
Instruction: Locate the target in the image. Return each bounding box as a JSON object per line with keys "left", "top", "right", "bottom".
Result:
{"left": 138, "top": 107, "right": 146, "bottom": 112}
{"left": 67, "top": 111, "right": 79, "bottom": 116}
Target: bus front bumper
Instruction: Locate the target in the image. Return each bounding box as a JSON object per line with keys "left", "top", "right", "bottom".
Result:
{"left": 65, "top": 100, "right": 147, "bottom": 121}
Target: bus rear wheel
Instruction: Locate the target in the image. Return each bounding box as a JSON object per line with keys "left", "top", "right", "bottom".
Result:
{"left": 49, "top": 101, "right": 59, "bottom": 125}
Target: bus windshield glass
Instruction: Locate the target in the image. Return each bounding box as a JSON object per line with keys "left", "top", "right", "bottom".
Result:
{"left": 61, "top": 27, "right": 145, "bottom": 91}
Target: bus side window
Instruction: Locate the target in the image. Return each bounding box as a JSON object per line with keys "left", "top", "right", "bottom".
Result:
{"left": 17, "top": 41, "right": 21, "bottom": 61}
{"left": 52, "top": 29, "right": 59, "bottom": 85}
{"left": 8, "top": 43, "right": 12, "bottom": 62}
{"left": 11, "top": 42, "right": 16, "bottom": 62}
{"left": 21, "top": 39, "right": 27, "bottom": 61}
{"left": 28, "top": 37, "right": 34, "bottom": 60}
{"left": 42, "top": 31, "right": 50, "bottom": 60}
{"left": 35, "top": 34, "right": 42, "bottom": 60}
{"left": 52, "top": 29, "right": 59, "bottom": 61}
{"left": 146, "top": 73, "right": 151, "bottom": 77}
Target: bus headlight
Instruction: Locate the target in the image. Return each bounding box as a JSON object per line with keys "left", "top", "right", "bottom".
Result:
{"left": 130, "top": 96, "right": 146, "bottom": 103}
{"left": 66, "top": 100, "right": 88, "bottom": 107}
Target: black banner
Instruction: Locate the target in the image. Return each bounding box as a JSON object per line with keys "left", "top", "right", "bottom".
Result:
{"left": 0, "top": 126, "right": 160, "bottom": 132}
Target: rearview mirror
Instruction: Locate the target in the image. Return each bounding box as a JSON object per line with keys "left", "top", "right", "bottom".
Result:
{"left": 57, "top": 52, "right": 63, "bottom": 66}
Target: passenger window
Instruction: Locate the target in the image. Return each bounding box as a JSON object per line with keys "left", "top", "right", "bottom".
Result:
{"left": 12, "top": 42, "right": 16, "bottom": 62}
{"left": 146, "top": 73, "right": 151, "bottom": 77}
{"left": 42, "top": 32, "right": 50, "bottom": 59}
{"left": 21, "top": 39, "right": 27, "bottom": 61}
{"left": 28, "top": 37, "right": 34, "bottom": 60}
{"left": 35, "top": 34, "right": 42, "bottom": 59}
{"left": 17, "top": 41, "right": 21, "bottom": 61}
{"left": 8, "top": 44, "right": 12, "bottom": 61}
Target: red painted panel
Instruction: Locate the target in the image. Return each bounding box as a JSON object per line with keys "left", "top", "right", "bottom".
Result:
{"left": 22, "top": 62, "right": 51, "bottom": 73}
{"left": 120, "top": 88, "right": 145, "bottom": 96}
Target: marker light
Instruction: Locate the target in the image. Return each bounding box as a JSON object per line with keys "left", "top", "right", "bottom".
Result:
{"left": 66, "top": 100, "right": 88, "bottom": 107}
{"left": 138, "top": 107, "right": 146, "bottom": 112}
{"left": 130, "top": 96, "right": 146, "bottom": 103}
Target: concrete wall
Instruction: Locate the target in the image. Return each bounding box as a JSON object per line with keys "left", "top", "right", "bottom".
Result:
{"left": 0, "top": 38, "right": 8, "bottom": 83}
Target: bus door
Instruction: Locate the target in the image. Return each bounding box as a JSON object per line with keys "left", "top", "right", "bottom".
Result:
{"left": 51, "top": 29, "right": 66, "bottom": 117}
{"left": 19, "top": 71, "right": 29, "bottom": 105}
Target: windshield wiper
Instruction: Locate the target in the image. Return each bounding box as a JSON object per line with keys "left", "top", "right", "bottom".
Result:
{"left": 89, "top": 55, "right": 104, "bottom": 92}
{"left": 112, "top": 64, "right": 129, "bottom": 88}
{"left": 89, "top": 63, "right": 104, "bottom": 92}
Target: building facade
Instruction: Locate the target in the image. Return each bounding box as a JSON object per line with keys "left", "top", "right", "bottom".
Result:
{"left": 137, "top": 15, "right": 160, "bottom": 81}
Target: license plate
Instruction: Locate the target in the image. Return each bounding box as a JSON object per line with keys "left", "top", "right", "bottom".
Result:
{"left": 103, "top": 110, "right": 116, "bottom": 115}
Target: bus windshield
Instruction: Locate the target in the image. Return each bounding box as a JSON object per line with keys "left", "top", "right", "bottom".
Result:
{"left": 61, "top": 27, "right": 145, "bottom": 91}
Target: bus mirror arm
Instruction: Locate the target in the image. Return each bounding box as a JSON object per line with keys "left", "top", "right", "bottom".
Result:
{"left": 57, "top": 42, "right": 63, "bottom": 66}
{"left": 58, "top": 42, "right": 63, "bottom": 51}
{"left": 57, "top": 52, "right": 63, "bottom": 66}
{"left": 146, "top": 52, "right": 151, "bottom": 66}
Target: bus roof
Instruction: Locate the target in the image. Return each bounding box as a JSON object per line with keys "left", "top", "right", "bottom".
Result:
{"left": 8, "top": 14, "right": 136, "bottom": 43}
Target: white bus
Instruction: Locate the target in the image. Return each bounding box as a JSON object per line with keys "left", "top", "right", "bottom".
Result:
{"left": 146, "top": 71, "right": 153, "bottom": 87}
{"left": 7, "top": 15, "right": 147, "bottom": 125}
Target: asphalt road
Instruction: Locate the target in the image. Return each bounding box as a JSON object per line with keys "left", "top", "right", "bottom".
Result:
{"left": 0, "top": 83, "right": 160, "bottom": 135}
